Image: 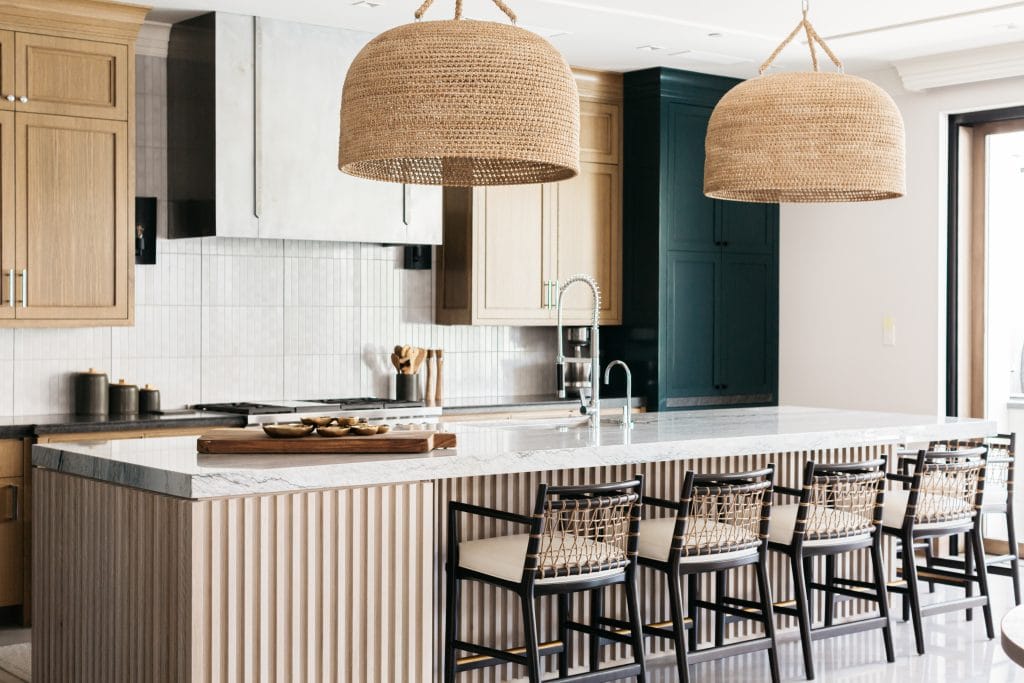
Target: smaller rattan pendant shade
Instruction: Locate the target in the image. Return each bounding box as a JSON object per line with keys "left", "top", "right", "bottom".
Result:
{"left": 339, "top": 0, "right": 580, "bottom": 187}
{"left": 704, "top": 8, "right": 905, "bottom": 203}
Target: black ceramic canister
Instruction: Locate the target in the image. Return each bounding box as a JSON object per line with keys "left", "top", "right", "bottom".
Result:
{"left": 74, "top": 368, "right": 109, "bottom": 416}
{"left": 139, "top": 384, "right": 161, "bottom": 414}
{"left": 108, "top": 379, "right": 139, "bottom": 416}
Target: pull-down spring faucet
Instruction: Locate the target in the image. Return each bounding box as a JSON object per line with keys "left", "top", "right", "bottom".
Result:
{"left": 555, "top": 274, "right": 601, "bottom": 423}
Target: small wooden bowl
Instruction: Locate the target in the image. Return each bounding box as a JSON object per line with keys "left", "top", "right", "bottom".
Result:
{"left": 351, "top": 425, "right": 380, "bottom": 436}
{"left": 338, "top": 416, "right": 361, "bottom": 427}
{"left": 301, "top": 416, "right": 336, "bottom": 427}
{"left": 316, "top": 425, "right": 351, "bottom": 438}
{"left": 376, "top": 424, "right": 391, "bottom": 434}
{"left": 262, "top": 423, "right": 315, "bottom": 438}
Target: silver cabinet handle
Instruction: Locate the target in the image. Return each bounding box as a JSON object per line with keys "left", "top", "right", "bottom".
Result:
{"left": 18, "top": 96, "right": 27, "bottom": 104}
{"left": 543, "top": 280, "right": 550, "bottom": 308}
{"left": 20, "top": 269, "right": 26, "bottom": 308}
{"left": 6, "top": 270, "right": 11, "bottom": 308}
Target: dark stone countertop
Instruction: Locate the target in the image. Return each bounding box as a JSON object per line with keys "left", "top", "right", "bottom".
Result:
{"left": 0, "top": 410, "right": 247, "bottom": 439}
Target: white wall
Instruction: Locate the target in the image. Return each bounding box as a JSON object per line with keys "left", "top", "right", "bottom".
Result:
{"left": 779, "top": 70, "right": 1024, "bottom": 415}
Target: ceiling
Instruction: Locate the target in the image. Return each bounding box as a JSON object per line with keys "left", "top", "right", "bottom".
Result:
{"left": 146, "top": 0, "right": 1024, "bottom": 77}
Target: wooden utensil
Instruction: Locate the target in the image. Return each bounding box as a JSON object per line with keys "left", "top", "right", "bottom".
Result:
{"left": 198, "top": 428, "right": 457, "bottom": 455}
{"left": 426, "top": 350, "right": 437, "bottom": 406}
{"left": 435, "top": 348, "right": 444, "bottom": 403}
{"left": 391, "top": 353, "right": 404, "bottom": 373}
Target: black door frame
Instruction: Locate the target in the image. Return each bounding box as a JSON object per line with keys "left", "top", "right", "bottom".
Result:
{"left": 945, "top": 105, "right": 1024, "bottom": 416}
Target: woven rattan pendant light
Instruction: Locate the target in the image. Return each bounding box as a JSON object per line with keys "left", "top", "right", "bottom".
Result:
{"left": 704, "top": 2, "right": 905, "bottom": 202}
{"left": 339, "top": 0, "right": 580, "bottom": 187}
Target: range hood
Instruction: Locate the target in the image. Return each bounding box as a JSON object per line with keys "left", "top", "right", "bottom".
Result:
{"left": 167, "top": 13, "right": 442, "bottom": 245}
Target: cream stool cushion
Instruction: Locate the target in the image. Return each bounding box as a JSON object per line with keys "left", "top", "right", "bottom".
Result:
{"left": 458, "top": 533, "right": 625, "bottom": 584}
{"left": 638, "top": 517, "right": 759, "bottom": 564}
{"left": 768, "top": 503, "right": 873, "bottom": 547}
{"left": 882, "top": 489, "right": 973, "bottom": 531}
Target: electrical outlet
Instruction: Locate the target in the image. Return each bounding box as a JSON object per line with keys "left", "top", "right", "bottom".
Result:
{"left": 883, "top": 316, "right": 896, "bottom": 346}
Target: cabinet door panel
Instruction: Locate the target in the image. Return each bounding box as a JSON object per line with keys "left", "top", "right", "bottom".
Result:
{"left": 0, "top": 476, "right": 22, "bottom": 607}
{"left": 664, "top": 102, "right": 716, "bottom": 251}
{"left": 0, "top": 111, "right": 11, "bottom": 318}
{"left": 0, "top": 31, "right": 13, "bottom": 111}
{"left": 664, "top": 251, "right": 717, "bottom": 401}
{"left": 15, "top": 113, "right": 128, "bottom": 320}
{"left": 580, "top": 100, "right": 620, "bottom": 164}
{"left": 718, "top": 252, "right": 776, "bottom": 399}
{"left": 16, "top": 33, "right": 128, "bottom": 120}
{"left": 256, "top": 18, "right": 441, "bottom": 245}
{"left": 476, "top": 184, "right": 551, "bottom": 322}
{"left": 554, "top": 161, "right": 621, "bottom": 324}
{"left": 719, "top": 200, "right": 775, "bottom": 254}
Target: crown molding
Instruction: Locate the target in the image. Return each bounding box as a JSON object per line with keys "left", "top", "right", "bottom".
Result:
{"left": 895, "top": 42, "right": 1024, "bottom": 92}
{"left": 137, "top": 20, "right": 171, "bottom": 58}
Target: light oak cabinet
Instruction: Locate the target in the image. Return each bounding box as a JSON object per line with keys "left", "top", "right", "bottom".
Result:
{"left": 0, "top": 1, "right": 143, "bottom": 327}
{"left": 436, "top": 70, "right": 623, "bottom": 326}
{"left": 0, "top": 439, "right": 23, "bottom": 611}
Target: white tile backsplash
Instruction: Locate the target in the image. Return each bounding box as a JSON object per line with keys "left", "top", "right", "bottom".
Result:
{"left": 0, "top": 54, "right": 556, "bottom": 415}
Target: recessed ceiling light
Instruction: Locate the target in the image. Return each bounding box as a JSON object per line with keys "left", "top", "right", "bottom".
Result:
{"left": 993, "top": 22, "right": 1020, "bottom": 30}
{"left": 636, "top": 44, "right": 665, "bottom": 52}
{"left": 351, "top": 0, "right": 382, "bottom": 7}
{"left": 707, "top": 32, "right": 723, "bottom": 38}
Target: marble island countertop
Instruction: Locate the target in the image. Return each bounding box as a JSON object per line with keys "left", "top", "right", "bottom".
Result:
{"left": 32, "top": 406, "right": 996, "bottom": 499}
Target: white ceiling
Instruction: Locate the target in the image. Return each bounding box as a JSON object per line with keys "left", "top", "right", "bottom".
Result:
{"left": 145, "top": 0, "right": 1024, "bottom": 77}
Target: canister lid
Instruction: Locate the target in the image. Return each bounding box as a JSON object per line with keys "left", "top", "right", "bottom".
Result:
{"left": 112, "top": 379, "right": 137, "bottom": 389}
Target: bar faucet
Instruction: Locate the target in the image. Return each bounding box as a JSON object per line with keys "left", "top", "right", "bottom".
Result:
{"left": 603, "top": 360, "right": 633, "bottom": 427}
{"left": 555, "top": 274, "right": 601, "bottom": 424}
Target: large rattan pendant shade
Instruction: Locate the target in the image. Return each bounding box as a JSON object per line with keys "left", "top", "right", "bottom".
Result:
{"left": 339, "top": 0, "right": 580, "bottom": 187}
{"left": 704, "top": 8, "right": 905, "bottom": 203}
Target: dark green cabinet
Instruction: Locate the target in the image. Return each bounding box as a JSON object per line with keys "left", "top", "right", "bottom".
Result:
{"left": 603, "top": 67, "right": 779, "bottom": 411}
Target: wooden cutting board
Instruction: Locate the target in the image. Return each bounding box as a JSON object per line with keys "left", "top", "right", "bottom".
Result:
{"left": 197, "top": 428, "right": 457, "bottom": 455}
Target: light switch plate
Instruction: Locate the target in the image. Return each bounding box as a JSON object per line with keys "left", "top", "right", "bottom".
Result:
{"left": 883, "top": 316, "right": 897, "bottom": 346}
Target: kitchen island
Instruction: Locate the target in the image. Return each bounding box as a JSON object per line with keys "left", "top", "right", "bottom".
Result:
{"left": 31, "top": 406, "right": 995, "bottom": 682}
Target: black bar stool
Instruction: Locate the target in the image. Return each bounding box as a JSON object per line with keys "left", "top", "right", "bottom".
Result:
{"left": 443, "top": 478, "right": 647, "bottom": 683}
{"left": 918, "top": 435, "right": 1020, "bottom": 608}
{"left": 633, "top": 466, "right": 779, "bottom": 683}
{"left": 766, "top": 458, "right": 893, "bottom": 680}
{"left": 884, "top": 446, "right": 993, "bottom": 655}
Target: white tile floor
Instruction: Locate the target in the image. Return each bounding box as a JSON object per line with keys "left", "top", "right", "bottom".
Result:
{"left": 0, "top": 581, "right": 1021, "bottom": 681}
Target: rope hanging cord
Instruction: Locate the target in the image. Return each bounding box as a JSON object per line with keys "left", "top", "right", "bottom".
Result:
{"left": 758, "top": 10, "right": 844, "bottom": 75}
{"left": 415, "top": 0, "right": 518, "bottom": 22}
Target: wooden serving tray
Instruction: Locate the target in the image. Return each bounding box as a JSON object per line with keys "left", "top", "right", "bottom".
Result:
{"left": 197, "top": 428, "right": 457, "bottom": 455}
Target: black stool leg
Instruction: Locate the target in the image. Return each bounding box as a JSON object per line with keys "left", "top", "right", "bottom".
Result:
{"left": 558, "top": 593, "right": 570, "bottom": 678}
{"left": 687, "top": 574, "right": 698, "bottom": 652}
{"left": 714, "top": 570, "right": 726, "bottom": 647}
{"left": 521, "top": 592, "right": 543, "bottom": 683}
{"left": 624, "top": 572, "right": 647, "bottom": 683}
{"left": 970, "top": 528, "right": 995, "bottom": 640}
{"left": 755, "top": 559, "right": 781, "bottom": 683}
{"left": 870, "top": 540, "right": 895, "bottom": 663}
{"left": 965, "top": 530, "right": 975, "bottom": 621}
{"left": 923, "top": 540, "right": 937, "bottom": 593}
{"left": 824, "top": 554, "right": 835, "bottom": 628}
{"left": 791, "top": 552, "right": 815, "bottom": 680}
{"left": 1008, "top": 506, "right": 1023, "bottom": 605}
{"left": 443, "top": 570, "right": 460, "bottom": 683}
{"left": 667, "top": 570, "right": 691, "bottom": 683}
{"left": 902, "top": 531, "right": 926, "bottom": 655}
{"left": 589, "top": 587, "right": 604, "bottom": 672}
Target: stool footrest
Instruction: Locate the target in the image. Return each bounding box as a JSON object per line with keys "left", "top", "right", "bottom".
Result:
{"left": 810, "top": 616, "right": 889, "bottom": 641}
{"left": 918, "top": 595, "right": 988, "bottom": 618}
{"left": 694, "top": 598, "right": 770, "bottom": 623}
{"left": 453, "top": 639, "right": 563, "bottom": 672}
{"left": 686, "top": 636, "right": 775, "bottom": 664}
{"left": 564, "top": 619, "right": 636, "bottom": 646}
{"left": 553, "top": 664, "right": 643, "bottom": 683}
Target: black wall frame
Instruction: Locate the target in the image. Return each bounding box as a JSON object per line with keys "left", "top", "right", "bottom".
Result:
{"left": 945, "top": 105, "right": 1024, "bottom": 417}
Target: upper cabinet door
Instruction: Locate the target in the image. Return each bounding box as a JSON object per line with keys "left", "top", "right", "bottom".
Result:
{"left": 0, "top": 31, "right": 14, "bottom": 111}
{"left": 718, "top": 201, "right": 776, "bottom": 254}
{"left": 664, "top": 102, "right": 716, "bottom": 252}
{"left": 15, "top": 33, "right": 128, "bottom": 120}
{"left": 15, "top": 113, "right": 128, "bottom": 320}
{"left": 554, "top": 161, "right": 622, "bottom": 325}
{"left": 579, "top": 100, "right": 620, "bottom": 164}
{"left": 255, "top": 18, "right": 441, "bottom": 245}
{"left": 475, "top": 184, "right": 552, "bottom": 323}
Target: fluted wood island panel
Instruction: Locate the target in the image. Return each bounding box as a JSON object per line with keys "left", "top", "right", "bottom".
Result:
{"left": 32, "top": 407, "right": 995, "bottom": 682}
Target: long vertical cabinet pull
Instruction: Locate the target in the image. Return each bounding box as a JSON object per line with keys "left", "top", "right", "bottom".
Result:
{"left": 6, "top": 270, "right": 12, "bottom": 307}
{"left": 20, "top": 269, "right": 26, "bottom": 307}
